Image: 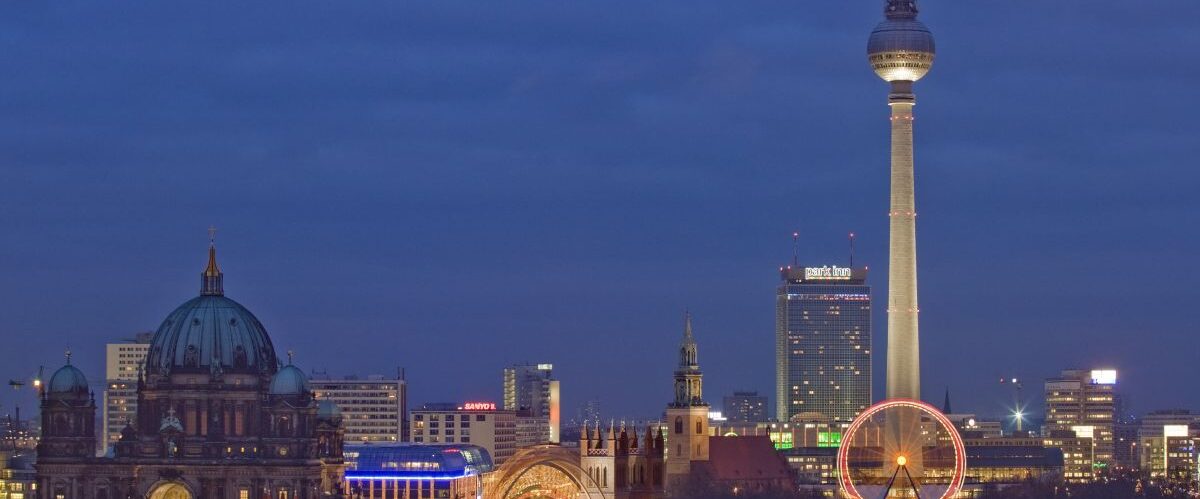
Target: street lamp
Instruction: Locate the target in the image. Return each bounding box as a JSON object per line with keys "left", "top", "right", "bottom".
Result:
{"left": 1012, "top": 409, "right": 1025, "bottom": 434}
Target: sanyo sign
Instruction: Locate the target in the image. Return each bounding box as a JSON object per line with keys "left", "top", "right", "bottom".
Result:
{"left": 803, "top": 266, "right": 853, "bottom": 281}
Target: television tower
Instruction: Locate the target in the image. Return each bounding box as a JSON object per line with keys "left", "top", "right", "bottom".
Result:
{"left": 868, "top": 0, "right": 935, "bottom": 400}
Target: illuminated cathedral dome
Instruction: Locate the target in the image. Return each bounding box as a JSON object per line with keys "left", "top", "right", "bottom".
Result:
{"left": 868, "top": 0, "right": 935, "bottom": 82}
{"left": 269, "top": 364, "right": 310, "bottom": 396}
{"left": 144, "top": 244, "right": 279, "bottom": 376}
{"left": 47, "top": 362, "right": 89, "bottom": 399}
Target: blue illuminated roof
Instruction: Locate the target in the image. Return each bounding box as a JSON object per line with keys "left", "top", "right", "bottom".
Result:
{"left": 345, "top": 444, "right": 493, "bottom": 480}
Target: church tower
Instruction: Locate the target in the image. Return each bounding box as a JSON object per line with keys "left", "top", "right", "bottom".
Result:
{"left": 37, "top": 353, "right": 97, "bottom": 460}
{"left": 664, "top": 312, "right": 709, "bottom": 490}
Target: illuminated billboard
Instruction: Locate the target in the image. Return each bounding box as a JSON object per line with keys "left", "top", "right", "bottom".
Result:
{"left": 460, "top": 402, "right": 496, "bottom": 411}
{"left": 1164, "top": 425, "right": 1189, "bottom": 438}
{"left": 1090, "top": 370, "right": 1117, "bottom": 385}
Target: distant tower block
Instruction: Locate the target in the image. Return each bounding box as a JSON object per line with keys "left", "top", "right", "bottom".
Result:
{"left": 868, "top": 0, "right": 935, "bottom": 400}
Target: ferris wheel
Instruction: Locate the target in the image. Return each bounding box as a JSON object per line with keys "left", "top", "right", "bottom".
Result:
{"left": 836, "top": 399, "right": 967, "bottom": 499}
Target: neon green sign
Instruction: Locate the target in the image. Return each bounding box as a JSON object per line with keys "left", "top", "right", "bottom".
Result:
{"left": 818, "top": 432, "right": 843, "bottom": 448}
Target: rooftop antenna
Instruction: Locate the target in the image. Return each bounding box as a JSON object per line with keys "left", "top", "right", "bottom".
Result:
{"left": 791, "top": 231, "right": 800, "bottom": 267}
{"left": 208, "top": 225, "right": 217, "bottom": 245}
{"left": 849, "top": 232, "right": 857, "bottom": 267}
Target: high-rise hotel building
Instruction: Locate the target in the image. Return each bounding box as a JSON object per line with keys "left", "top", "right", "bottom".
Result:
{"left": 102, "top": 332, "right": 153, "bottom": 450}
{"left": 775, "top": 266, "right": 871, "bottom": 423}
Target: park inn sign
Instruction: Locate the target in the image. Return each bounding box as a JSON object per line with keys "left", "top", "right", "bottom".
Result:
{"left": 803, "top": 266, "right": 853, "bottom": 281}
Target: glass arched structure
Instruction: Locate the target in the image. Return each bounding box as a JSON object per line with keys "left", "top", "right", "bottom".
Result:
{"left": 486, "top": 445, "right": 605, "bottom": 499}
{"left": 344, "top": 444, "right": 494, "bottom": 498}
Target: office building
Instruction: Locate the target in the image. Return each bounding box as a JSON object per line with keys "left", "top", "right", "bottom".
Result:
{"left": 711, "top": 416, "right": 851, "bottom": 451}
{"left": 1114, "top": 416, "right": 1139, "bottom": 471}
{"left": 0, "top": 451, "right": 35, "bottom": 499}
{"left": 515, "top": 414, "right": 550, "bottom": 449}
{"left": 1140, "top": 424, "right": 1199, "bottom": 484}
{"left": 1044, "top": 369, "right": 1117, "bottom": 470}
{"left": 1139, "top": 410, "right": 1200, "bottom": 433}
{"left": 343, "top": 444, "right": 493, "bottom": 498}
{"left": 775, "top": 265, "right": 871, "bottom": 423}
{"left": 503, "top": 363, "right": 560, "bottom": 444}
{"left": 101, "top": 332, "right": 153, "bottom": 450}
{"left": 944, "top": 414, "right": 1003, "bottom": 439}
{"left": 410, "top": 402, "right": 517, "bottom": 465}
{"left": 1040, "top": 431, "right": 1095, "bottom": 482}
{"left": 311, "top": 374, "right": 408, "bottom": 443}
{"left": 723, "top": 391, "right": 768, "bottom": 423}
{"left": 105, "top": 332, "right": 153, "bottom": 380}
{"left": 1138, "top": 411, "right": 1200, "bottom": 482}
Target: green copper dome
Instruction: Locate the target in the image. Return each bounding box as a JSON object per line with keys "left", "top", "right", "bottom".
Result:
{"left": 144, "top": 244, "right": 279, "bottom": 376}
{"left": 269, "top": 364, "right": 310, "bottom": 396}
{"left": 48, "top": 364, "right": 89, "bottom": 399}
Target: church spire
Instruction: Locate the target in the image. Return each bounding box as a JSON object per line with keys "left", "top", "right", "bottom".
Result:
{"left": 679, "top": 310, "right": 698, "bottom": 369}
{"left": 671, "top": 311, "right": 706, "bottom": 407}
{"left": 201, "top": 226, "right": 224, "bottom": 296}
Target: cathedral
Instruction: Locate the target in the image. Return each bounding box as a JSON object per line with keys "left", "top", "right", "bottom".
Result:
{"left": 35, "top": 243, "right": 346, "bottom": 499}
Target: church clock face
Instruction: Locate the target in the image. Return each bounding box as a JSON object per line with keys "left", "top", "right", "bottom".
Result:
{"left": 278, "top": 447, "right": 288, "bottom": 457}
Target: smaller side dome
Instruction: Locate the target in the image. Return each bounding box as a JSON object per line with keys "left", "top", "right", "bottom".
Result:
{"left": 317, "top": 399, "right": 343, "bottom": 422}
{"left": 269, "top": 365, "right": 310, "bottom": 396}
{"left": 48, "top": 364, "right": 90, "bottom": 399}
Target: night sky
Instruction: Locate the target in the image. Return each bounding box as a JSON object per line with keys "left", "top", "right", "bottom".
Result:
{"left": 1, "top": 2, "right": 1197, "bottom": 423}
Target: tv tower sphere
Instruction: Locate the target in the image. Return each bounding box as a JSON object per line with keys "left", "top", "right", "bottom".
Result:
{"left": 868, "top": 1, "right": 935, "bottom": 82}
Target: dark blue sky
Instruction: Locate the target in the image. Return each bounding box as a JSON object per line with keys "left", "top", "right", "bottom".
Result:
{"left": 1, "top": 2, "right": 1197, "bottom": 422}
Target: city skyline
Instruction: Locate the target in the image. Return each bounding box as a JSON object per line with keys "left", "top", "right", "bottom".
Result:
{"left": 2, "top": 2, "right": 1198, "bottom": 422}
